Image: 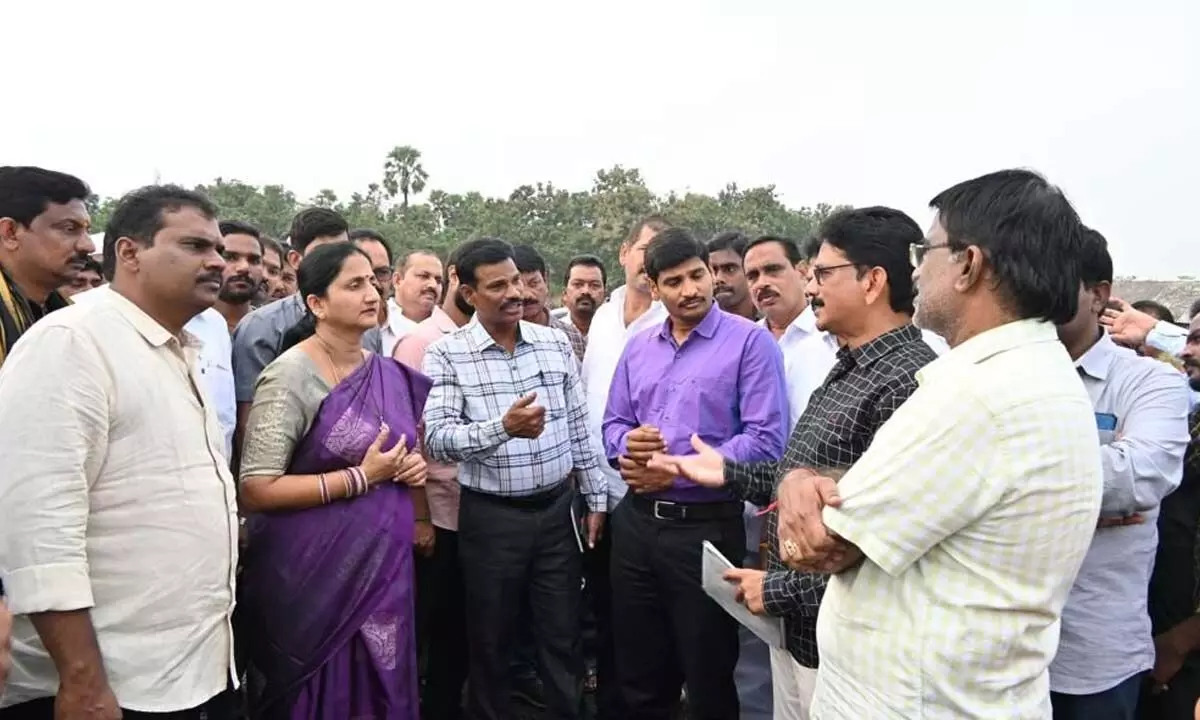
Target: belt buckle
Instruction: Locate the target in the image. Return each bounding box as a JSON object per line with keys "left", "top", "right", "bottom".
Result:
{"left": 652, "top": 500, "right": 676, "bottom": 520}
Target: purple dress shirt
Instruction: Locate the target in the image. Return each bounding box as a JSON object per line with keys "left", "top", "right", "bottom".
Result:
{"left": 602, "top": 304, "right": 788, "bottom": 503}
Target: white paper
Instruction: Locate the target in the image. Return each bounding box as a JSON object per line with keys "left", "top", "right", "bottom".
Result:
{"left": 701, "top": 540, "right": 786, "bottom": 648}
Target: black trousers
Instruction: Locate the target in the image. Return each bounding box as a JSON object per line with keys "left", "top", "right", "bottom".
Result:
{"left": 1138, "top": 660, "right": 1200, "bottom": 719}
{"left": 458, "top": 483, "right": 583, "bottom": 720}
{"left": 610, "top": 496, "right": 745, "bottom": 720}
{"left": 0, "top": 690, "right": 237, "bottom": 720}
{"left": 416, "top": 525, "right": 469, "bottom": 720}
{"left": 583, "top": 511, "right": 623, "bottom": 720}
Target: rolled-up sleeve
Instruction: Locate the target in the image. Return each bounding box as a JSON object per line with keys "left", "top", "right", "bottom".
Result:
{"left": 0, "top": 326, "right": 109, "bottom": 614}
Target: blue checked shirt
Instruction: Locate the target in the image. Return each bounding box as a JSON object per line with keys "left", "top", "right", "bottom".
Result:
{"left": 422, "top": 317, "right": 607, "bottom": 512}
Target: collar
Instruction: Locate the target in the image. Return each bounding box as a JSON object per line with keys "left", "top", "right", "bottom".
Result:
{"left": 105, "top": 288, "right": 198, "bottom": 349}
{"left": 1075, "top": 329, "right": 1120, "bottom": 381}
{"left": 428, "top": 305, "right": 459, "bottom": 334}
{"left": 946, "top": 319, "right": 1059, "bottom": 367}
{"left": 657, "top": 301, "right": 722, "bottom": 342}
{"left": 761, "top": 304, "right": 819, "bottom": 339}
{"left": 385, "top": 297, "right": 417, "bottom": 334}
{"left": 836, "top": 323, "right": 923, "bottom": 369}
{"left": 464, "top": 315, "right": 527, "bottom": 352}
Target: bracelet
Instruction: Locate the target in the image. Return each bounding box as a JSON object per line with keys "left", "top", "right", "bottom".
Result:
{"left": 414, "top": 516, "right": 431, "bottom": 522}
{"left": 353, "top": 467, "right": 368, "bottom": 496}
{"left": 318, "top": 473, "right": 329, "bottom": 505}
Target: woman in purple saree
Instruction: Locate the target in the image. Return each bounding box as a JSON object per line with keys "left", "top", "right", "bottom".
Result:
{"left": 239, "top": 244, "right": 432, "bottom": 720}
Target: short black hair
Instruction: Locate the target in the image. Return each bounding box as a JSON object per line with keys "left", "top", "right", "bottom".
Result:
{"left": 644, "top": 228, "right": 708, "bottom": 282}
{"left": 1131, "top": 299, "right": 1174, "bottom": 324}
{"left": 1078, "top": 226, "right": 1114, "bottom": 287}
{"left": 456, "top": 237, "right": 515, "bottom": 286}
{"left": 395, "top": 249, "right": 439, "bottom": 274}
{"left": 818, "top": 207, "right": 921, "bottom": 314}
{"left": 1189, "top": 297, "right": 1200, "bottom": 321}
{"left": 349, "top": 228, "right": 392, "bottom": 266}
{"left": 0, "top": 166, "right": 91, "bottom": 226}
{"left": 930, "top": 169, "right": 1083, "bottom": 325}
{"left": 799, "top": 235, "right": 822, "bottom": 262}
{"left": 512, "top": 244, "right": 547, "bottom": 279}
{"left": 563, "top": 254, "right": 607, "bottom": 287}
{"left": 289, "top": 207, "right": 349, "bottom": 255}
{"left": 103, "top": 185, "right": 219, "bottom": 280}
{"left": 81, "top": 256, "right": 102, "bottom": 276}
{"left": 219, "top": 219, "right": 261, "bottom": 239}
{"left": 260, "top": 235, "right": 285, "bottom": 267}
{"left": 707, "top": 230, "right": 749, "bottom": 258}
{"left": 219, "top": 219, "right": 264, "bottom": 254}
{"left": 744, "top": 235, "right": 803, "bottom": 266}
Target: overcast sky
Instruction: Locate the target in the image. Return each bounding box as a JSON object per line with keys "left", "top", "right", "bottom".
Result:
{"left": 3, "top": 0, "right": 1196, "bottom": 277}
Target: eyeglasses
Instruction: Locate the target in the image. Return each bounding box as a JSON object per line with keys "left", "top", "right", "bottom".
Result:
{"left": 809, "top": 262, "right": 858, "bottom": 286}
{"left": 909, "top": 243, "right": 952, "bottom": 267}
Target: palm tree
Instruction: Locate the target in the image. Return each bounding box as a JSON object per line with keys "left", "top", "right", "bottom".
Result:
{"left": 381, "top": 145, "right": 429, "bottom": 209}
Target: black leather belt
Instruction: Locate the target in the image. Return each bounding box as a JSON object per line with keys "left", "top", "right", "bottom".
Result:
{"left": 462, "top": 480, "right": 569, "bottom": 511}
{"left": 628, "top": 494, "right": 743, "bottom": 522}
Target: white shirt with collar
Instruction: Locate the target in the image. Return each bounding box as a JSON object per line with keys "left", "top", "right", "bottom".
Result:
{"left": 1050, "top": 331, "right": 1190, "bottom": 695}
{"left": 580, "top": 286, "right": 668, "bottom": 508}
{"left": 380, "top": 298, "right": 421, "bottom": 359}
{"left": 72, "top": 286, "right": 236, "bottom": 459}
{"left": 0, "top": 290, "right": 239, "bottom": 712}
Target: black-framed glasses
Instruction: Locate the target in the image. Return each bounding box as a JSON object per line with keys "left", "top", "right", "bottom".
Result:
{"left": 909, "top": 242, "right": 953, "bottom": 267}
{"left": 809, "top": 262, "right": 858, "bottom": 286}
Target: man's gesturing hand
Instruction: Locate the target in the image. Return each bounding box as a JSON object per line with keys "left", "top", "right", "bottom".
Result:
{"left": 503, "top": 392, "right": 545, "bottom": 439}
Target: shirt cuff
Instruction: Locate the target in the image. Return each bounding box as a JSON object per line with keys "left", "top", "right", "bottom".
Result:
{"left": 4, "top": 562, "right": 94, "bottom": 615}
{"left": 760, "top": 570, "right": 792, "bottom": 618}
{"left": 585, "top": 492, "right": 607, "bottom": 514}
{"left": 483, "top": 417, "right": 511, "bottom": 446}
{"left": 723, "top": 458, "right": 749, "bottom": 500}
{"left": 1148, "top": 321, "right": 1187, "bottom": 357}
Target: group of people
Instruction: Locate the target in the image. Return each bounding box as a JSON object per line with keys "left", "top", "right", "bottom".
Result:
{"left": 0, "top": 162, "right": 1199, "bottom": 720}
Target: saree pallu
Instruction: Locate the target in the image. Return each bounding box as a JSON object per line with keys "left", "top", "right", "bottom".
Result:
{"left": 242, "top": 354, "right": 431, "bottom": 720}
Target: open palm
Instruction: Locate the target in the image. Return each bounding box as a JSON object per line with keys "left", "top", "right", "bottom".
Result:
{"left": 648, "top": 434, "right": 726, "bottom": 488}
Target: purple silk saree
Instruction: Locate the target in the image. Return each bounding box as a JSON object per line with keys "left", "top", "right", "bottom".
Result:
{"left": 242, "top": 354, "right": 432, "bottom": 720}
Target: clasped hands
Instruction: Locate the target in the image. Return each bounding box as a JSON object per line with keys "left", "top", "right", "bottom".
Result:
{"left": 362, "top": 424, "right": 427, "bottom": 486}
{"left": 773, "top": 469, "right": 862, "bottom": 573}
{"left": 618, "top": 425, "right": 675, "bottom": 494}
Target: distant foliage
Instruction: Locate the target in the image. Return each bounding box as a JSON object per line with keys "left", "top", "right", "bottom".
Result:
{"left": 89, "top": 146, "right": 844, "bottom": 291}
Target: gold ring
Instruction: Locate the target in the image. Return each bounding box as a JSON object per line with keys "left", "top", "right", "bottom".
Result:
{"left": 782, "top": 539, "right": 799, "bottom": 558}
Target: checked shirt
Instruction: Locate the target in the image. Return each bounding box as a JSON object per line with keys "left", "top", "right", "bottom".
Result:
{"left": 723, "top": 323, "right": 938, "bottom": 667}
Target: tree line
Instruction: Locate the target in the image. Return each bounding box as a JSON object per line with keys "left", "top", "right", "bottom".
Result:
{"left": 88, "top": 145, "right": 844, "bottom": 290}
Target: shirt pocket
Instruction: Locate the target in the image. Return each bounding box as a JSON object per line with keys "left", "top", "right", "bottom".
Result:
{"left": 538, "top": 369, "right": 570, "bottom": 423}
{"left": 677, "top": 376, "right": 737, "bottom": 437}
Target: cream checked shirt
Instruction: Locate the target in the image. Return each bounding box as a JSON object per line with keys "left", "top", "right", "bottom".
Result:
{"left": 812, "top": 320, "right": 1103, "bottom": 720}
{"left": 0, "top": 291, "right": 239, "bottom": 712}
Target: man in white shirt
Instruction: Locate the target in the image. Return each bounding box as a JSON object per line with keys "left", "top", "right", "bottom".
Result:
{"left": 579, "top": 215, "right": 669, "bottom": 720}
{"left": 0, "top": 185, "right": 240, "bottom": 719}
{"left": 1049, "top": 228, "right": 1189, "bottom": 719}
{"left": 381, "top": 249, "right": 443, "bottom": 356}
{"left": 776, "top": 169, "right": 1104, "bottom": 719}
{"left": 72, "top": 286, "right": 237, "bottom": 461}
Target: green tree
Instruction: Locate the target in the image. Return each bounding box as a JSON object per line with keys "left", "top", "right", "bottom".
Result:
{"left": 85, "top": 145, "right": 844, "bottom": 293}
{"left": 381, "top": 145, "right": 429, "bottom": 209}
